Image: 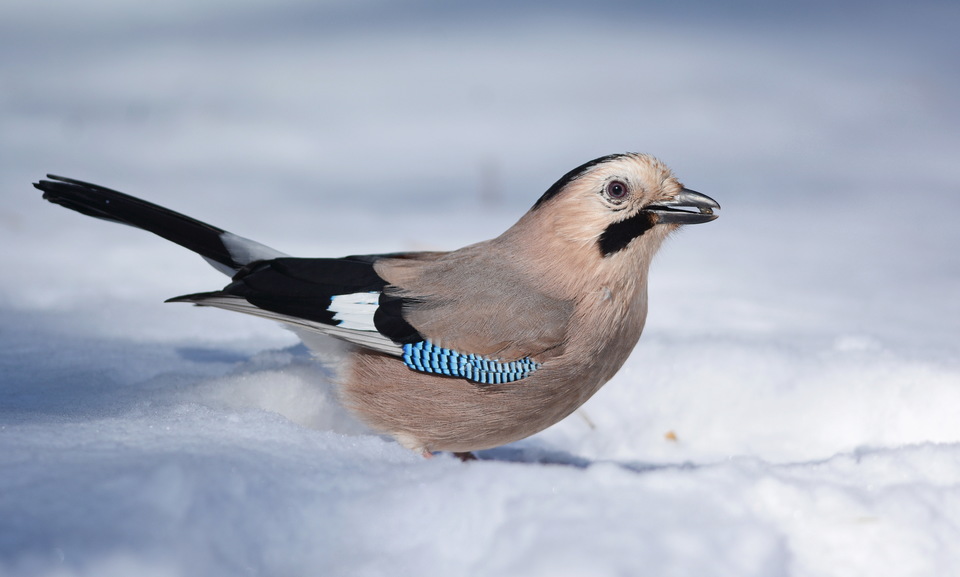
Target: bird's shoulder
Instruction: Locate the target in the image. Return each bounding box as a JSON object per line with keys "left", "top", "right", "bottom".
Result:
{"left": 376, "top": 243, "right": 573, "bottom": 361}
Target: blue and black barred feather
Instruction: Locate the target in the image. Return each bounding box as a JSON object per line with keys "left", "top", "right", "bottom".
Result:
{"left": 402, "top": 340, "right": 540, "bottom": 385}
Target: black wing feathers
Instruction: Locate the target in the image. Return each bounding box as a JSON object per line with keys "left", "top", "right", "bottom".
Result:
{"left": 173, "top": 255, "right": 425, "bottom": 346}
{"left": 219, "top": 257, "right": 387, "bottom": 325}
{"left": 36, "top": 173, "right": 428, "bottom": 351}
{"left": 34, "top": 174, "right": 240, "bottom": 270}
{"left": 374, "top": 294, "right": 424, "bottom": 344}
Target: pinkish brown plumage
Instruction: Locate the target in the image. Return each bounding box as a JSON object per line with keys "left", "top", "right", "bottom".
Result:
{"left": 35, "top": 153, "right": 719, "bottom": 456}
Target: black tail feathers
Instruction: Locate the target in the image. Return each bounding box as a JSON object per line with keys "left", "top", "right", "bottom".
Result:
{"left": 35, "top": 174, "right": 244, "bottom": 271}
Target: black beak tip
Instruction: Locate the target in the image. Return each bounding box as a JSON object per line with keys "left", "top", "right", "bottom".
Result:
{"left": 645, "top": 188, "right": 721, "bottom": 225}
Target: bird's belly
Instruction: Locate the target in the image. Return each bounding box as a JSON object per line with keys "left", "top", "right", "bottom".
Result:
{"left": 339, "top": 349, "right": 613, "bottom": 453}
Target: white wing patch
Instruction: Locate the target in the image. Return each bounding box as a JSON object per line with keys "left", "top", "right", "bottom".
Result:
{"left": 329, "top": 291, "right": 381, "bottom": 331}
{"left": 182, "top": 294, "right": 402, "bottom": 356}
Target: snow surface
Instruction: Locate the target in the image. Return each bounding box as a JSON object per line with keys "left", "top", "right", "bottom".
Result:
{"left": 2, "top": 1, "right": 960, "bottom": 576}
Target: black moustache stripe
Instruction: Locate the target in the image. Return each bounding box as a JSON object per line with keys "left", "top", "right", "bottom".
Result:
{"left": 597, "top": 211, "right": 655, "bottom": 257}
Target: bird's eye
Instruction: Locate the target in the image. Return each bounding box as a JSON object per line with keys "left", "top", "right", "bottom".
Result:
{"left": 604, "top": 180, "right": 629, "bottom": 202}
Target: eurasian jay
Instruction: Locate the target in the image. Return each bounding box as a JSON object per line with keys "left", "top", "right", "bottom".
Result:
{"left": 35, "top": 153, "right": 719, "bottom": 457}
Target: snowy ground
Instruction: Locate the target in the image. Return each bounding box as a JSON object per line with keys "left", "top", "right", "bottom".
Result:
{"left": 2, "top": 1, "right": 959, "bottom": 576}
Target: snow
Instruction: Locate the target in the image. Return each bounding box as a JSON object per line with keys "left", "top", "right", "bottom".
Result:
{"left": 2, "top": 1, "right": 960, "bottom": 575}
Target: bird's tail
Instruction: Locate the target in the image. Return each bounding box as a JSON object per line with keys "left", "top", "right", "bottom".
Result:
{"left": 34, "top": 174, "right": 287, "bottom": 275}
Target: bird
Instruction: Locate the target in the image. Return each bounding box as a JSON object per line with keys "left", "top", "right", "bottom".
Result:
{"left": 34, "top": 153, "right": 719, "bottom": 458}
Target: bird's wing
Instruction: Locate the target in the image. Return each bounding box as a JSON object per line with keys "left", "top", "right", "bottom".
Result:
{"left": 375, "top": 246, "right": 574, "bottom": 362}
{"left": 174, "top": 250, "right": 572, "bottom": 382}
{"left": 169, "top": 253, "right": 434, "bottom": 356}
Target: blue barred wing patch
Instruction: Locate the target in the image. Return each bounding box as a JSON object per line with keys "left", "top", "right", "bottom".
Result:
{"left": 402, "top": 340, "right": 541, "bottom": 385}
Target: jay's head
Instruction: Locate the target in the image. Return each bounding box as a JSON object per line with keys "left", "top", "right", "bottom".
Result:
{"left": 528, "top": 153, "right": 720, "bottom": 258}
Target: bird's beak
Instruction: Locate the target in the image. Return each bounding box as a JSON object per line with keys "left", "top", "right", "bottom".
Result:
{"left": 644, "top": 188, "right": 721, "bottom": 225}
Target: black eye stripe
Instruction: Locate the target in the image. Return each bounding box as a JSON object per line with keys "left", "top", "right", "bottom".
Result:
{"left": 597, "top": 211, "right": 656, "bottom": 256}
